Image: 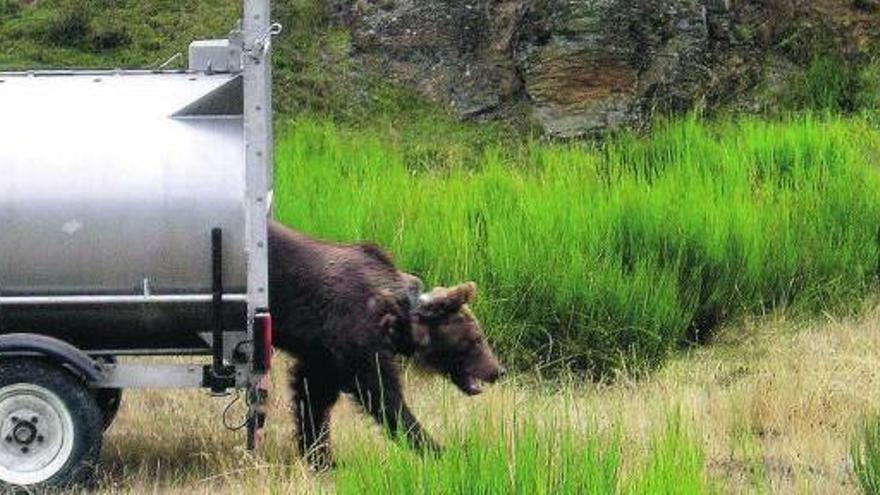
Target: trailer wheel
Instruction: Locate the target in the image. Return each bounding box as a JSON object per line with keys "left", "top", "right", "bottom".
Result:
{"left": 94, "top": 389, "right": 122, "bottom": 431}
{"left": 0, "top": 358, "right": 103, "bottom": 490}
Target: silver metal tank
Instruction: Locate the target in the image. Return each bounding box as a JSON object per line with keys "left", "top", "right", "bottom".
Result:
{"left": 0, "top": 71, "right": 248, "bottom": 352}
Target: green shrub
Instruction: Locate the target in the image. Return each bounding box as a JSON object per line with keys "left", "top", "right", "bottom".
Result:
{"left": 44, "top": 4, "right": 91, "bottom": 47}
{"left": 275, "top": 115, "right": 880, "bottom": 374}
{"left": 797, "top": 53, "right": 880, "bottom": 114}
{"left": 0, "top": 0, "right": 20, "bottom": 18}
{"left": 857, "top": 58, "right": 880, "bottom": 112}
{"left": 853, "top": 415, "right": 880, "bottom": 495}
{"left": 89, "top": 18, "right": 131, "bottom": 51}
{"left": 802, "top": 55, "right": 859, "bottom": 112}
{"left": 43, "top": 4, "right": 130, "bottom": 52}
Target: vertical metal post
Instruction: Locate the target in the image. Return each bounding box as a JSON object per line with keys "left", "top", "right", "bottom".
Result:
{"left": 243, "top": 0, "right": 273, "bottom": 451}
{"left": 243, "top": 0, "right": 272, "bottom": 325}
{"left": 210, "top": 228, "right": 226, "bottom": 392}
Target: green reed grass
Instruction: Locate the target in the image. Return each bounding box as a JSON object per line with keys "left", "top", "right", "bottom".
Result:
{"left": 853, "top": 415, "right": 880, "bottom": 495}
{"left": 333, "top": 410, "right": 707, "bottom": 495}
{"left": 625, "top": 413, "right": 709, "bottom": 494}
{"left": 274, "top": 115, "right": 880, "bottom": 375}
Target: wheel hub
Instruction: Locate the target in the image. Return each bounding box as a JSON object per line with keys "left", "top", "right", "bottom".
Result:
{"left": 0, "top": 384, "right": 74, "bottom": 486}
{"left": 12, "top": 420, "right": 37, "bottom": 446}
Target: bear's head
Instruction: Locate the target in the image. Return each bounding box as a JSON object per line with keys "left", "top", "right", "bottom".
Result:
{"left": 408, "top": 282, "right": 504, "bottom": 395}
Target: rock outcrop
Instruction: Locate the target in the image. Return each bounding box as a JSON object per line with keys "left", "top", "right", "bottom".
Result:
{"left": 333, "top": 0, "right": 880, "bottom": 136}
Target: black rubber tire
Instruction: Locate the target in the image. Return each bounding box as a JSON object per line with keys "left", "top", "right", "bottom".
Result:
{"left": 94, "top": 388, "right": 122, "bottom": 431}
{"left": 0, "top": 358, "right": 104, "bottom": 491}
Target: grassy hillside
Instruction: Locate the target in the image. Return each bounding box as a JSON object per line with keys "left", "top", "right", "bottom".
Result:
{"left": 0, "top": 0, "right": 473, "bottom": 127}
{"left": 0, "top": 0, "right": 239, "bottom": 69}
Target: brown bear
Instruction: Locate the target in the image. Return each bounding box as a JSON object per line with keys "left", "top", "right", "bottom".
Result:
{"left": 268, "top": 221, "right": 504, "bottom": 469}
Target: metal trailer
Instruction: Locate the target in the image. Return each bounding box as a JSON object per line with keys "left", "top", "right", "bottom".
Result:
{"left": 0, "top": 1, "right": 279, "bottom": 489}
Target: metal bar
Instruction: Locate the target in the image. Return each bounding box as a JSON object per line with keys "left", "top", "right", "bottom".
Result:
{"left": 197, "top": 330, "right": 250, "bottom": 347}
{"left": 243, "top": 0, "right": 273, "bottom": 451}
{"left": 0, "top": 70, "right": 215, "bottom": 78}
{"left": 211, "top": 228, "right": 225, "bottom": 378}
{"left": 0, "top": 294, "right": 247, "bottom": 306}
{"left": 243, "top": 0, "right": 272, "bottom": 320}
{"left": 95, "top": 363, "right": 206, "bottom": 389}
{"left": 170, "top": 115, "right": 243, "bottom": 121}
{"left": 88, "top": 348, "right": 212, "bottom": 357}
{"left": 157, "top": 52, "right": 184, "bottom": 70}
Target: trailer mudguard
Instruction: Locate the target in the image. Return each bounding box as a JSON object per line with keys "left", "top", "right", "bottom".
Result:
{"left": 0, "top": 333, "right": 102, "bottom": 383}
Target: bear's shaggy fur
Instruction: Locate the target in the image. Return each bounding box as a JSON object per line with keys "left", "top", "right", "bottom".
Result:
{"left": 268, "top": 221, "right": 503, "bottom": 469}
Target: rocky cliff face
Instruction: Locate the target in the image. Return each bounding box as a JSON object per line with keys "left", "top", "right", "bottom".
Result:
{"left": 331, "top": 0, "right": 879, "bottom": 136}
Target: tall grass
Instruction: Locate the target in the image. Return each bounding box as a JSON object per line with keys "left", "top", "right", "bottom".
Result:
{"left": 334, "top": 408, "right": 708, "bottom": 495}
{"left": 274, "top": 115, "right": 880, "bottom": 374}
{"left": 626, "top": 413, "right": 708, "bottom": 495}
{"left": 853, "top": 415, "right": 880, "bottom": 495}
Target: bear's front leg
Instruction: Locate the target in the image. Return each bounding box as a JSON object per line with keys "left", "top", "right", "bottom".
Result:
{"left": 351, "top": 354, "right": 443, "bottom": 455}
{"left": 290, "top": 360, "right": 341, "bottom": 471}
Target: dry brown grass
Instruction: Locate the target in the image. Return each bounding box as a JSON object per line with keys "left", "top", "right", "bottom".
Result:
{"left": 87, "top": 308, "right": 880, "bottom": 494}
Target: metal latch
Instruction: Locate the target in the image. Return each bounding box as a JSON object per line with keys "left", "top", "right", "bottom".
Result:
{"left": 249, "top": 22, "right": 283, "bottom": 60}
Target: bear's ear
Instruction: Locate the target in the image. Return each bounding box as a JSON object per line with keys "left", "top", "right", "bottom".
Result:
{"left": 446, "top": 282, "right": 476, "bottom": 307}
{"left": 417, "top": 282, "right": 477, "bottom": 317}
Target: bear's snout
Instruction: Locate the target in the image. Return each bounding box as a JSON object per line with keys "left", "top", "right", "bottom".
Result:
{"left": 485, "top": 365, "right": 506, "bottom": 383}
{"left": 475, "top": 358, "right": 504, "bottom": 384}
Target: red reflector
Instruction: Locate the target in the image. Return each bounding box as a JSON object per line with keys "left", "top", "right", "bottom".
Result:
{"left": 261, "top": 312, "right": 273, "bottom": 371}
